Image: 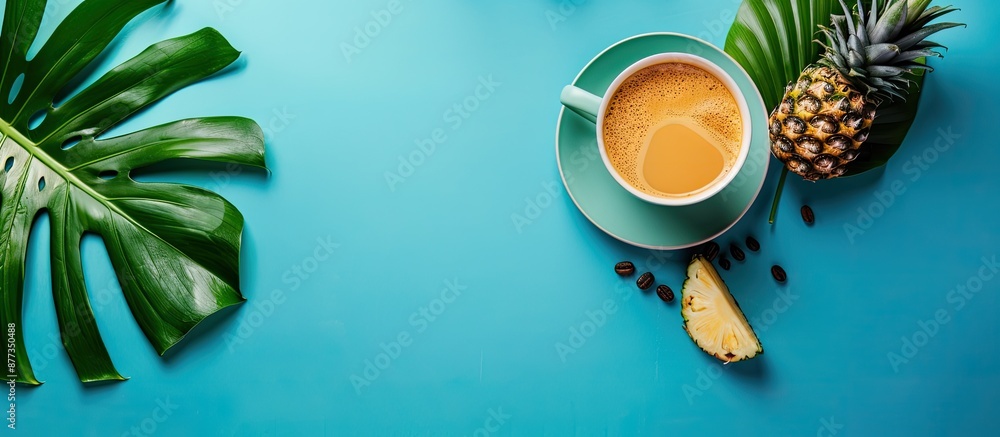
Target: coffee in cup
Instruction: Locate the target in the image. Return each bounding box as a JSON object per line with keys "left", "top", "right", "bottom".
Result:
{"left": 561, "top": 52, "right": 753, "bottom": 207}
{"left": 601, "top": 62, "right": 743, "bottom": 199}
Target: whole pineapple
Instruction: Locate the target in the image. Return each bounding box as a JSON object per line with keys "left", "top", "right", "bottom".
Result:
{"left": 770, "top": 0, "right": 962, "bottom": 181}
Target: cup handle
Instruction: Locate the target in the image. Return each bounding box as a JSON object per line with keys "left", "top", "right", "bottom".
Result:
{"left": 560, "top": 85, "right": 602, "bottom": 124}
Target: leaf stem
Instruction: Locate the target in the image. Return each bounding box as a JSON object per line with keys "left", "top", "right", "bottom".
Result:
{"left": 768, "top": 167, "right": 789, "bottom": 225}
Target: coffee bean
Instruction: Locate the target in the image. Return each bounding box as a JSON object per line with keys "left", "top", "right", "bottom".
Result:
{"left": 719, "top": 257, "right": 731, "bottom": 271}
{"left": 637, "top": 272, "right": 654, "bottom": 290}
{"left": 703, "top": 241, "right": 720, "bottom": 262}
{"left": 771, "top": 265, "right": 787, "bottom": 282}
{"left": 745, "top": 236, "right": 760, "bottom": 252}
{"left": 614, "top": 261, "right": 635, "bottom": 276}
{"left": 656, "top": 285, "right": 674, "bottom": 303}
{"left": 801, "top": 205, "right": 815, "bottom": 224}
{"left": 730, "top": 243, "right": 745, "bottom": 262}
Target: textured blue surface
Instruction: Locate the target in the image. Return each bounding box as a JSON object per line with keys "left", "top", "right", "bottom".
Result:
{"left": 10, "top": 0, "right": 1000, "bottom": 435}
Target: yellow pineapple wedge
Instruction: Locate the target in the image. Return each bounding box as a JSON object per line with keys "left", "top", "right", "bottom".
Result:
{"left": 681, "top": 256, "right": 762, "bottom": 363}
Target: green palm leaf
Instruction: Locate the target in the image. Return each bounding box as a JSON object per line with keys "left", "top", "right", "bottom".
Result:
{"left": 724, "top": 0, "right": 924, "bottom": 175}
{"left": 1, "top": 0, "right": 266, "bottom": 385}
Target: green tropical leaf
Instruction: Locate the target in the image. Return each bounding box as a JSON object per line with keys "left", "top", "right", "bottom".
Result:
{"left": 1, "top": 0, "right": 266, "bottom": 385}
{"left": 723, "top": 0, "right": 924, "bottom": 175}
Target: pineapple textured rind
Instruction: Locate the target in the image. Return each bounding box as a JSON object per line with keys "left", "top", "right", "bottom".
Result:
{"left": 769, "top": 65, "right": 875, "bottom": 180}
{"left": 769, "top": 0, "right": 962, "bottom": 180}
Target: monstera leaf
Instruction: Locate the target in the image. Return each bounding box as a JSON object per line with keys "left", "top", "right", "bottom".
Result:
{"left": 1, "top": 0, "right": 266, "bottom": 384}
{"left": 723, "top": 0, "right": 925, "bottom": 175}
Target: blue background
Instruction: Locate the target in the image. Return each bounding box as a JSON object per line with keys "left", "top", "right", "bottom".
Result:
{"left": 10, "top": 0, "right": 1000, "bottom": 435}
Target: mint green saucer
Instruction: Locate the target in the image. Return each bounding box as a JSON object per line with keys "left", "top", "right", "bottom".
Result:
{"left": 556, "top": 33, "right": 769, "bottom": 250}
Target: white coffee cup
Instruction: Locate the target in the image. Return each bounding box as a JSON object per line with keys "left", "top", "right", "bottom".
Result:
{"left": 560, "top": 53, "right": 753, "bottom": 206}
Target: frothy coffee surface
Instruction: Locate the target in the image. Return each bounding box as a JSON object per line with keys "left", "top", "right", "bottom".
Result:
{"left": 603, "top": 63, "right": 742, "bottom": 198}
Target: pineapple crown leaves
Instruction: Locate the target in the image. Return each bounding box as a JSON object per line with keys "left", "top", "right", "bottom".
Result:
{"left": 816, "top": 0, "right": 964, "bottom": 104}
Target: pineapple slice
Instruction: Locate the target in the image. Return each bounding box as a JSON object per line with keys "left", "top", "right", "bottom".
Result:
{"left": 681, "top": 255, "right": 762, "bottom": 363}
